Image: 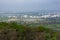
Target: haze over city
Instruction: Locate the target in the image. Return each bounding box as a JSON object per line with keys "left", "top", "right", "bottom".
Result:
{"left": 0, "top": 0, "right": 60, "bottom": 13}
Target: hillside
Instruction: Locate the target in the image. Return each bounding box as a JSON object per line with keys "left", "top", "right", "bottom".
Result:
{"left": 0, "top": 22, "right": 56, "bottom": 40}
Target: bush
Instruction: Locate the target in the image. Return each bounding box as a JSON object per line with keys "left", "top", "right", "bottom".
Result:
{"left": 0, "top": 22, "right": 56, "bottom": 40}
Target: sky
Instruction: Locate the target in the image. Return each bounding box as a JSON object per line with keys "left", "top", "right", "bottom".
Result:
{"left": 0, "top": 0, "right": 60, "bottom": 13}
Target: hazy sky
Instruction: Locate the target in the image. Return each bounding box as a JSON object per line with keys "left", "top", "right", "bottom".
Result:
{"left": 0, "top": 0, "right": 60, "bottom": 13}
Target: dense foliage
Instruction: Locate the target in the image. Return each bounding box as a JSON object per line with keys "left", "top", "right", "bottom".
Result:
{"left": 0, "top": 22, "right": 56, "bottom": 40}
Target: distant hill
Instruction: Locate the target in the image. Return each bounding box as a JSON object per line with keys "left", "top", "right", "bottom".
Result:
{"left": 0, "top": 10, "right": 60, "bottom": 16}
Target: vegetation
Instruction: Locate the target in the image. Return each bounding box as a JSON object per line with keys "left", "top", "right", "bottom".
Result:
{"left": 0, "top": 22, "right": 56, "bottom": 40}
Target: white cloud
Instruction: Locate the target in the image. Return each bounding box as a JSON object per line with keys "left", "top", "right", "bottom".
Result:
{"left": 0, "top": 0, "right": 52, "bottom": 4}
{"left": 0, "top": 0, "right": 24, "bottom": 4}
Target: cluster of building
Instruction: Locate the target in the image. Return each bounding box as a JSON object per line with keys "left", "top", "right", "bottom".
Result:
{"left": 0, "top": 14, "right": 60, "bottom": 22}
